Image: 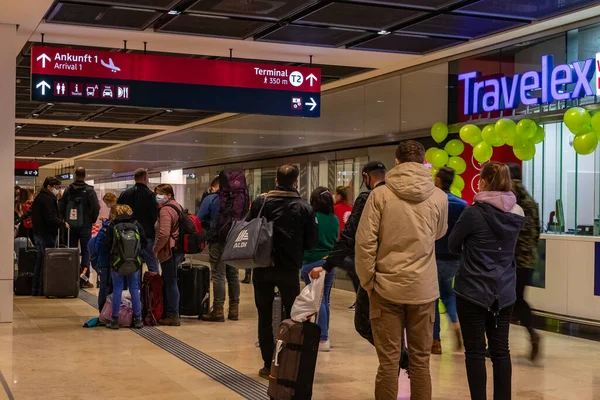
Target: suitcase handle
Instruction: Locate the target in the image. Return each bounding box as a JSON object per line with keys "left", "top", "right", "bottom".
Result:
{"left": 56, "top": 227, "right": 71, "bottom": 248}
{"left": 274, "top": 339, "right": 284, "bottom": 367}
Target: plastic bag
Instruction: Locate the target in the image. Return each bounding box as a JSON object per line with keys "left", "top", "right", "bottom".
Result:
{"left": 290, "top": 271, "right": 325, "bottom": 323}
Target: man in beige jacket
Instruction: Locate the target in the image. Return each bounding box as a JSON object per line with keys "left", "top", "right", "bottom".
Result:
{"left": 356, "top": 140, "right": 448, "bottom": 400}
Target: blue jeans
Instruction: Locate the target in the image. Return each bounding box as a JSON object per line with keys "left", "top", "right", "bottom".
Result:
{"left": 111, "top": 269, "right": 142, "bottom": 319}
{"left": 33, "top": 233, "right": 56, "bottom": 295}
{"left": 301, "top": 260, "right": 334, "bottom": 341}
{"left": 434, "top": 259, "right": 460, "bottom": 341}
{"left": 161, "top": 252, "right": 185, "bottom": 316}
{"left": 70, "top": 227, "right": 92, "bottom": 277}
{"left": 141, "top": 238, "right": 159, "bottom": 273}
{"left": 98, "top": 267, "right": 111, "bottom": 312}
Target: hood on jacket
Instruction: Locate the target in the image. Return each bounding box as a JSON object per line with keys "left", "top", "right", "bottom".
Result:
{"left": 113, "top": 214, "right": 135, "bottom": 224}
{"left": 70, "top": 180, "right": 92, "bottom": 190}
{"left": 385, "top": 162, "right": 435, "bottom": 202}
{"left": 474, "top": 191, "right": 525, "bottom": 237}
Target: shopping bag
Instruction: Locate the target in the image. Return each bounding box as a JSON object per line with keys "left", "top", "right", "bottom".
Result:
{"left": 221, "top": 199, "right": 273, "bottom": 269}
{"left": 291, "top": 271, "right": 325, "bottom": 323}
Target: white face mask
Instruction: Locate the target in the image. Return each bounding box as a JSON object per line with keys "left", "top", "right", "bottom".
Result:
{"left": 156, "top": 194, "right": 167, "bottom": 205}
{"left": 51, "top": 188, "right": 60, "bottom": 196}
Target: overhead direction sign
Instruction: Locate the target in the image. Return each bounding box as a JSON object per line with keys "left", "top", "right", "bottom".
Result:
{"left": 31, "top": 46, "right": 321, "bottom": 118}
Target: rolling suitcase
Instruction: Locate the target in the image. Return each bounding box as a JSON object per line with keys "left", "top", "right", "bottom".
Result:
{"left": 177, "top": 263, "right": 210, "bottom": 316}
{"left": 14, "top": 248, "right": 37, "bottom": 295}
{"left": 44, "top": 229, "right": 80, "bottom": 298}
{"left": 268, "top": 319, "right": 321, "bottom": 400}
{"left": 14, "top": 237, "right": 32, "bottom": 262}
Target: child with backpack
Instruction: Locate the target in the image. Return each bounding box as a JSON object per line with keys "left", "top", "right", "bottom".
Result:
{"left": 103, "top": 204, "right": 146, "bottom": 329}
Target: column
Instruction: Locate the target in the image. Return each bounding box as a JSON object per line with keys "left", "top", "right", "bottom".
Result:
{"left": 0, "top": 24, "right": 17, "bottom": 323}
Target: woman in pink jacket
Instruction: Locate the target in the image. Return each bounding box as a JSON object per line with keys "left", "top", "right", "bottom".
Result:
{"left": 153, "top": 184, "right": 185, "bottom": 326}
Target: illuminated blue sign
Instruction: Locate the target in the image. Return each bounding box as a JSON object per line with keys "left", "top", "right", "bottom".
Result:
{"left": 459, "top": 55, "right": 595, "bottom": 115}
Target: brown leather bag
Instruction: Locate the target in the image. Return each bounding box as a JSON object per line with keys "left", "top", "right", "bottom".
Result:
{"left": 268, "top": 319, "right": 321, "bottom": 400}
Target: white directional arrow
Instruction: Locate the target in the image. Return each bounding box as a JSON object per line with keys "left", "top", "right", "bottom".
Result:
{"left": 37, "top": 53, "right": 51, "bottom": 68}
{"left": 306, "top": 73, "right": 318, "bottom": 87}
{"left": 305, "top": 97, "right": 317, "bottom": 111}
{"left": 36, "top": 81, "right": 51, "bottom": 95}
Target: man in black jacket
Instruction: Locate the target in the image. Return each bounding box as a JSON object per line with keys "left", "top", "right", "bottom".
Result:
{"left": 248, "top": 165, "right": 318, "bottom": 380}
{"left": 30, "top": 177, "right": 66, "bottom": 296}
{"left": 118, "top": 168, "right": 159, "bottom": 273}
{"left": 59, "top": 168, "right": 100, "bottom": 288}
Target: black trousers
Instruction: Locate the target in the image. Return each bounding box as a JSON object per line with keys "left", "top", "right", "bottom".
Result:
{"left": 253, "top": 267, "right": 300, "bottom": 369}
{"left": 514, "top": 268, "right": 535, "bottom": 337}
{"left": 457, "top": 297, "right": 513, "bottom": 400}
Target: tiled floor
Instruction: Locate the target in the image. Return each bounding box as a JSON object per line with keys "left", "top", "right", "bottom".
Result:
{"left": 2, "top": 284, "right": 600, "bottom": 399}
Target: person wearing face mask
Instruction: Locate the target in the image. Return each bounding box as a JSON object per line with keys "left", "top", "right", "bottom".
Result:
{"left": 247, "top": 164, "right": 318, "bottom": 380}
{"left": 153, "top": 184, "right": 185, "bottom": 326}
{"left": 29, "top": 177, "right": 68, "bottom": 296}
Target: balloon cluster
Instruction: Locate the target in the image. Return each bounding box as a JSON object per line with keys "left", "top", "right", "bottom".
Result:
{"left": 428, "top": 122, "right": 466, "bottom": 198}
{"left": 563, "top": 107, "right": 600, "bottom": 155}
{"left": 460, "top": 118, "right": 544, "bottom": 162}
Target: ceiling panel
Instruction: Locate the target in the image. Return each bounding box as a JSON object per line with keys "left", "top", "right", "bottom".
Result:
{"left": 16, "top": 124, "right": 63, "bottom": 138}
{"left": 399, "top": 14, "right": 527, "bottom": 39}
{"left": 37, "top": 104, "right": 108, "bottom": 120}
{"left": 100, "top": 128, "right": 160, "bottom": 140}
{"left": 87, "top": 107, "right": 162, "bottom": 124}
{"left": 258, "top": 25, "right": 367, "bottom": 47}
{"left": 296, "top": 2, "right": 423, "bottom": 30}
{"left": 52, "top": 126, "right": 112, "bottom": 139}
{"left": 158, "top": 14, "right": 271, "bottom": 39}
{"left": 47, "top": 2, "right": 160, "bottom": 30}
{"left": 352, "top": 33, "right": 464, "bottom": 53}
{"left": 457, "top": 0, "right": 600, "bottom": 20}
{"left": 52, "top": 143, "right": 114, "bottom": 158}
{"left": 16, "top": 141, "right": 79, "bottom": 157}
{"left": 346, "top": 0, "right": 467, "bottom": 9}
{"left": 78, "top": 0, "right": 180, "bottom": 9}
{"left": 144, "top": 111, "right": 218, "bottom": 125}
{"left": 187, "top": 0, "right": 319, "bottom": 20}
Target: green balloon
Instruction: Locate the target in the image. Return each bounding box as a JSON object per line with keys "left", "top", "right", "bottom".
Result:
{"left": 591, "top": 112, "right": 600, "bottom": 134}
{"left": 453, "top": 175, "right": 465, "bottom": 191}
{"left": 450, "top": 186, "right": 462, "bottom": 198}
{"left": 425, "top": 147, "right": 438, "bottom": 165}
{"left": 460, "top": 124, "right": 482, "bottom": 146}
{"left": 573, "top": 132, "right": 599, "bottom": 155}
{"left": 444, "top": 139, "right": 464, "bottom": 156}
{"left": 447, "top": 156, "right": 467, "bottom": 174}
{"left": 431, "top": 149, "right": 449, "bottom": 168}
{"left": 482, "top": 124, "right": 503, "bottom": 146}
{"left": 473, "top": 142, "right": 493, "bottom": 163}
{"left": 564, "top": 107, "right": 591, "bottom": 135}
{"left": 513, "top": 139, "right": 536, "bottom": 161}
{"left": 532, "top": 125, "right": 545, "bottom": 144}
{"left": 495, "top": 119, "right": 517, "bottom": 146}
{"left": 431, "top": 122, "right": 449, "bottom": 143}
{"left": 516, "top": 119, "right": 537, "bottom": 140}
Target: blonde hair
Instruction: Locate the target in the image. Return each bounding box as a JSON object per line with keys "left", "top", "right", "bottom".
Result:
{"left": 109, "top": 204, "right": 133, "bottom": 221}
{"left": 103, "top": 192, "right": 117, "bottom": 207}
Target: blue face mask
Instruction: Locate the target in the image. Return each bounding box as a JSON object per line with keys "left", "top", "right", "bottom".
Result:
{"left": 156, "top": 194, "right": 167, "bottom": 205}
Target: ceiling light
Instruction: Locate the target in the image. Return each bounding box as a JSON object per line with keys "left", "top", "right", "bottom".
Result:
{"left": 64, "top": 127, "right": 71, "bottom": 131}
{"left": 233, "top": 141, "right": 237, "bottom": 144}
{"left": 16, "top": 125, "right": 23, "bottom": 129}
{"left": 168, "top": 10, "right": 181, "bottom": 15}
{"left": 47, "top": 103, "right": 54, "bottom": 106}
{"left": 32, "top": 113, "right": 39, "bottom": 117}
{"left": 376, "top": 100, "right": 385, "bottom": 103}
{"left": 94, "top": 135, "right": 100, "bottom": 139}
{"left": 51, "top": 134, "right": 58, "bottom": 137}
{"left": 165, "top": 109, "right": 173, "bottom": 113}
{"left": 299, "top": 136, "right": 304, "bottom": 140}
{"left": 259, "top": 136, "right": 264, "bottom": 139}
{"left": 377, "top": 30, "right": 390, "bottom": 35}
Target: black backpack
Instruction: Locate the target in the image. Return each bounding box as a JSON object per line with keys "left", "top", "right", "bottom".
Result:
{"left": 110, "top": 222, "right": 142, "bottom": 275}
{"left": 163, "top": 204, "right": 203, "bottom": 254}
{"left": 65, "top": 187, "right": 87, "bottom": 229}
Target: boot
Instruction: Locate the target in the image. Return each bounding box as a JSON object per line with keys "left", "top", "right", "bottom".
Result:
{"left": 159, "top": 314, "right": 181, "bottom": 326}
{"left": 133, "top": 316, "right": 144, "bottom": 329}
{"left": 431, "top": 339, "right": 442, "bottom": 355}
{"left": 106, "top": 317, "right": 119, "bottom": 330}
{"left": 228, "top": 301, "right": 240, "bottom": 321}
{"left": 200, "top": 304, "right": 225, "bottom": 322}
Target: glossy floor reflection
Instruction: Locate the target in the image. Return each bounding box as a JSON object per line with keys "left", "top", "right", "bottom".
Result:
{"left": 2, "top": 284, "right": 600, "bottom": 400}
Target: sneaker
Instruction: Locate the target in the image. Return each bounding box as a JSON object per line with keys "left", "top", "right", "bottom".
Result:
{"left": 106, "top": 317, "right": 119, "bottom": 330}
{"left": 200, "top": 306, "right": 225, "bottom": 322}
{"left": 159, "top": 315, "right": 181, "bottom": 326}
{"left": 80, "top": 281, "right": 94, "bottom": 289}
{"left": 431, "top": 339, "right": 442, "bottom": 355}
{"left": 258, "top": 367, "right": 271, "bottom": 380}
{"left": 133, "top": 317, "right": 143, "bottom": 329}
{"left": 241, "top": 277, "right": 251, "bottom": 284}
{"left": 348, "top": 303, "right": 356, "bottom": 311}
{"left": 319, "top": 340, "right": 331, "bottom": 352}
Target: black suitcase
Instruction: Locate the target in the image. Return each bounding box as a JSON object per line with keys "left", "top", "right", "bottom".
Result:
{"left": 177, "top": 263, "right": 210, "bottom": 316}
{"left": 14, "top": 248, "right": 37, "bottom": 295}
{"left": 268, "top": 319, "right": 321, "bottom": 400}
{"left": 44, "top": 230, "right": 80, "bottom": 298}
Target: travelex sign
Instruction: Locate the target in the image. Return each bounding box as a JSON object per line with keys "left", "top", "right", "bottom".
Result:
{"left": 459, "top": 54, "right": 597, "bottom": 115}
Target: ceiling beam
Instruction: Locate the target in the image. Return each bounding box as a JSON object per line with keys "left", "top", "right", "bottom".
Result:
{"left": 15, "top": 155, "right": 63, "bottom": 160}
{"left": 15, "top": 118, "right": 171, "bottom": 130}
{"left": 16, "top": 136, "right": 124, "bottom": 144}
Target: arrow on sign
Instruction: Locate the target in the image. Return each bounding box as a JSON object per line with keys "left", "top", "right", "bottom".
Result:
{"left": 307, "top": 73, "right": 318, "bottom": 87}
{"left": 37, "top": 53, "right": 51, "bottom": 68}
{"left": 36, "top": 81, "right": 51, "bottom": 95}
{"left": 305, "top": 98, "right": 317, "bottom": 111}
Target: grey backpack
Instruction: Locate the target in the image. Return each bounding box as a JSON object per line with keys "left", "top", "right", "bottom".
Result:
{"left": 110, "top": 222, "right": 142, "bottom": 275}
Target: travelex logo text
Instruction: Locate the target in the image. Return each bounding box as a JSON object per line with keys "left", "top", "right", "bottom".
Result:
{"left": 459, "top": 54, "right": 598, "bottom": 116}
{"left": 234, "top": 229, "right": 249, "bottom": 249}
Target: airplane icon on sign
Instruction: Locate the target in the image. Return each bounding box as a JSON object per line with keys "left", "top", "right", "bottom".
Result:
{"left": 101, "top": 58, "right": 120, "bottom": 73}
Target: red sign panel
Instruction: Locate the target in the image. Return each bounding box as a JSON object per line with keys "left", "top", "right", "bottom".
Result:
{"left": 31, "top": 46, "right": 321, "bottom": 93}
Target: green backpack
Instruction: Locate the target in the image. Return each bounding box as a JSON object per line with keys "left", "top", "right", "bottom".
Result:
{"left": 110, "top": 222, "right": 142, "bottom": 275}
